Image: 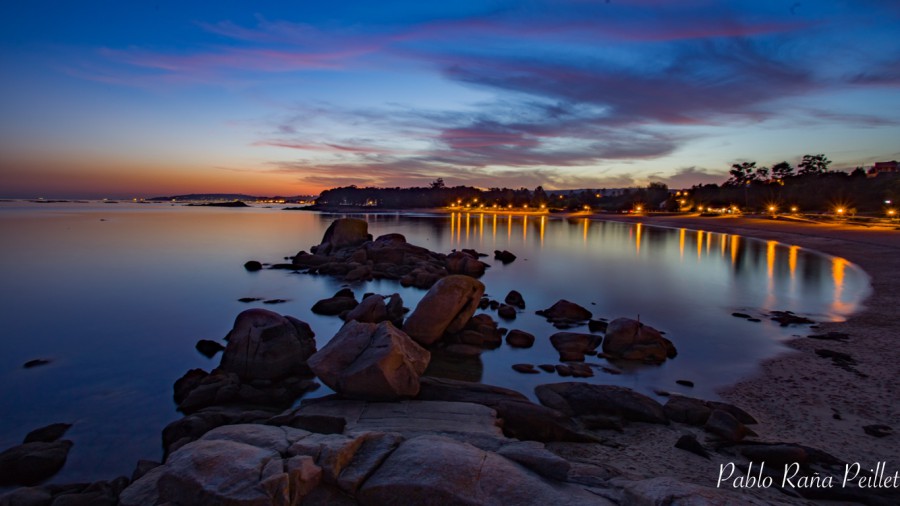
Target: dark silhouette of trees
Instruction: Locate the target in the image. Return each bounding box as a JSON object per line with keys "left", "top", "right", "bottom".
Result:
{"left": 727, "top": 162, "right": 757, "bottom": 186}
{"left": 797, "top": 154, "right": 831, "bottom": 175}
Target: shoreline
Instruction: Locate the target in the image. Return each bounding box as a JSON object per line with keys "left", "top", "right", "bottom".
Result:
{"left": 585, "top": 213, "right": 899, "bottom": 466}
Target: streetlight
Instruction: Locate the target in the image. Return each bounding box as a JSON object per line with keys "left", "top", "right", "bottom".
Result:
{"left": 790, "top": 206, "right": 798, "bottom": 213}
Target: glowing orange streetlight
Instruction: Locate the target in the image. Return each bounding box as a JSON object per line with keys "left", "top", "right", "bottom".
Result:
{"left": 790, "top": 206, "right": 798, "bottom": 213}
{"left": 836, "top": 207, "right": 845, "bottom": 216}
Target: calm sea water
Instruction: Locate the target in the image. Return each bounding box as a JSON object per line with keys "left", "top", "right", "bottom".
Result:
{"left": 0, "top": 201, "right": 870, "bottom": 484}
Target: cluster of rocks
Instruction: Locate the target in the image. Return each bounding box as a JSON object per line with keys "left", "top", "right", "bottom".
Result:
{"left": 173, "top": 308, "right": 319, "bottom": 415}
{"left": 267, "top": 218, "right": 495, "bottom": 288}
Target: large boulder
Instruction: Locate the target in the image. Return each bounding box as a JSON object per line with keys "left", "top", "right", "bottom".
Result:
{"left": 535, "top": 383, "right": 668, "bottom": 425}
{"left": 602, "top": 317, "right": 676, "bottom": 364}
{"left": 219, "top": 309, "right": 317, "bottom": 381}
{"left": 549, "top": 332, "right": 601, "bottom": 361}
{"left": 403, "top": 275, "right": 485, "bottom": 346}
{"left": 308, "top": 321, "right": 430, "bottom": 400}
{"left": 312, "top": 218, "right": 372, "bottom": 255}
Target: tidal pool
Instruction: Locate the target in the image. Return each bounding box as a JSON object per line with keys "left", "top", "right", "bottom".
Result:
{"left": 0, "top": 202, "right": 870, "bottom": 483}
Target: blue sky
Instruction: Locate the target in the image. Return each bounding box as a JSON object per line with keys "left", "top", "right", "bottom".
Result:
{"left": 2, "top": 0, "right": 899, "bottom": 197}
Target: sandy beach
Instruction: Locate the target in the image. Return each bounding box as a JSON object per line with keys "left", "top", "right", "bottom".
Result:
{"left": 586, "top": 214, "right": 899, "bottom": 466}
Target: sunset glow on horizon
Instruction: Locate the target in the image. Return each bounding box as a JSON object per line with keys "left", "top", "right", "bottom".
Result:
{"left": 2, "top": 0, "right": 899, "bottom": 198}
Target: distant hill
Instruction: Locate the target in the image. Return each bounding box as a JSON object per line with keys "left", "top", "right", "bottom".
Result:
{"left": 147, "top": 193, "right": 316, "bottom": 202}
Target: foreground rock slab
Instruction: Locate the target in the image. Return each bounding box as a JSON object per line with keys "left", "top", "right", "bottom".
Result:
{"left": 358, "top": 435, "right": 608, "bottom": 505}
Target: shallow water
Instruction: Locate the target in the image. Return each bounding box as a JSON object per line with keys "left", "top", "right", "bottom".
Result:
{"left": 0, "top": 202, "right": 870, "bottom": 484}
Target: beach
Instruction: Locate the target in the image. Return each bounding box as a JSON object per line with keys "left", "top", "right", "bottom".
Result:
{"left": 590, "top": 213, "right": 899, "bottom": 466}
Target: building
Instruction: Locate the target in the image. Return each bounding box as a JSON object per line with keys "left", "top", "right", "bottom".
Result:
{"left": 867, "top": 161, "right": 899, "bottom": 178}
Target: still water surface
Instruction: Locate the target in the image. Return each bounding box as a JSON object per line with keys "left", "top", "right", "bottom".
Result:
{"left": 0, "top": 202, "right": 870, "bottom": 483}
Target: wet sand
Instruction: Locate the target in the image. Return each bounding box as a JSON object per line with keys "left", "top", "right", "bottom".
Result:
{"left": 591, "top": 214, "right": 900, "bottom": 466}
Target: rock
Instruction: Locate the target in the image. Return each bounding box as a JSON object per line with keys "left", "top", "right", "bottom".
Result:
{"left": 195, "top": 339, "right": 225, "bottom": 358}
{"left": 602, "top": 317, "right": 676, "bottom": 364}
{"left": 403, "top": 275, "right": 485, "bottom": 345}
{"left": 535, "top": 383, "right": 668, "bottom": 425}
{"left": 549, "top": 332, "right": 601, "bottom": 362}
{"left": 311, "top": 290, "right": 359, "bottom": 316}
{"left": 706, "top": 400, "right": 757, "bottom": 424}
{"left": 0, "top": 440, "right": 73, "bottom": 486}
{"left": 493, "top": 250, "right": 517, "bottom": 264}
{"left": 23, "top": 423, "right": 72, "bottom": 444}
{"left": 674, "top": 434, "right": 709, "bottom": 459}
{"left": 238, "top": 297, "right": 262, "bottom": 303}
{"left": 512, "top": 364, "right": 539, "bottom": 374}
{"left": 624, "top": 477, "right": 769, "bottom": 505}
{"left": 0, "top": 486, "right": 54, "bottom": 505}
{"left": 537, "top": 364, "right": 556, "bottom": 373}
{"left": 343, "top": 294, "right": 388, "bottom": 323}
{"left": 313, "top": 218, "right": 372, "bottom": 255}
{"left": 358, "top": 435, "right": 604, "bottom": 505}
{"left": 416, "top": 377, "right": 593, "bottom": 443}
{"left": 445, "top": 251, "right": 488, "bottom": 277}
{"left": 220, "top": 309, "right": 317, "bottom": 380}
{"left": 732, "top": 312, "right": 751, "bottom": 318}
{"left": 497, "top": 304, "right": 517, "bottom": 320}
{"left": 808, "top": 331, "right": 850, "bottom": 341}
{"left": 676, "top": 379, "right": 694, "bottom": 387}
{"left": 535, "top": 300, "right": 592, "bottom": 327}
{"left": 506, "top": 330, "right": 535, "bottom": 348}
{"left": 384, "top": 293, "right": 405, "bottom": 327}
{"left": 770, "top": 310, "right": 815, "bottom": 326}
{"left": 588, "top": 319, "right": 608, "bottom": 333}
{"left": 863, "top": 424, "right": 892, "bottom": 437}
{"left": 704, "top": 409, "right": 748, "bottom": 442}
{"left": 132, "top": 459, "right": 161, "bottom": 482}
{"left": 263, "top": 298, "right": 288, "bottom": 304}
{"left": 497, "top": 441, "right": 571, "bottom": 481}
{"left": 443, "top": 344, "right": 484, "bottom": 357}
{"left": 23, "top": 359, "right": 51, "bottom": 369}
{"left": 740, "top": 444, "right": 808, "bottom": 466}
{"left": 308, "top": 320, "right": 430, "bottom": 400}
{"left": 663, "top": 396, "right": 712, "bottom": 426}
{"left": 504, "top": 290, "right": 526, "bottom": 309}
{"left": 243, "top": 260, "right": 262, "bottom": 271}
{"left": 453, "top": 314, "right": 503, "bottom": 348}
{"left": 154, "top": 439, "right": 302, "bottom": 505}
{"left": 161, "top": 405, "right": 280, "bottom": 456}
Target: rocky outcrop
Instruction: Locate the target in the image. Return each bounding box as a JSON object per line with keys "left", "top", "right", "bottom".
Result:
{"left": 535, "top": 300, "right": 592, "bottom": 328}
{"left": 308, "top": 321, "right": 430, "bottom": 400}
{"left": 403, "top": 275, "right": 485, "bottom": 345}
{"left": 220, "top": 309, "right": 317, "bottom": 380}
{"left": 281, "top": 223, "right": 488, "bottom": 288}
{"left": 602, "top": 317, "right": 676, "bottom": 364}
{"left": 312, "top": 218, "right": 372, "bottom": 256}
{"left": 549, "top": 332, "right": 601, "bottom": 361}
{"left": 535, "top": 383, "right": 668, "bottom": 425}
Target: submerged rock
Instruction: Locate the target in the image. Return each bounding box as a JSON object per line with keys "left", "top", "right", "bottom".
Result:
{"left": 0, "top": 440, "right": 73, "bottom": 486}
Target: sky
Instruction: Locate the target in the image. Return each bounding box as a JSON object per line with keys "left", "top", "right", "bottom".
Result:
{"left": 2, "top": 0, "right": 899, "bottom": 198}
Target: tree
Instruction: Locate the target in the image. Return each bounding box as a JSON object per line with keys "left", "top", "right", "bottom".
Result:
{"left": 430, "top": 177, "right": 446, "bottom": 189}
{"left": 771, "top": 161, "right": 793, "bottom": 180}
{"left": 797, "top": 154, "right": 831, "bottom": 176}
{"left": 755, "top": 166, "right": 770, "bottom": 182}
{"left": 727, "top": 161, "right": 757, "bottom": 186}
